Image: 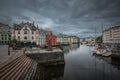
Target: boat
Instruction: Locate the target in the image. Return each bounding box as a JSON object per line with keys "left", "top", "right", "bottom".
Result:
{"left": 92, "top": 46, "right": 111, "bottom": 57}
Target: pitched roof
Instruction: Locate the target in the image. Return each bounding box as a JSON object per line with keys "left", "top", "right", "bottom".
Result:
{"left": 103, "top": 25, "right": 120, "bottom": 32}
{"left": 0, "top": 22, "right": 11, "bottom": 32}
{"left": 13, "top": 22, "right": 38, "bottom": 30}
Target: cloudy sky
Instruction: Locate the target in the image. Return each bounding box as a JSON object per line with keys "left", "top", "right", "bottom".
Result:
{"left": 0, "top": 0, "right": 120, "bottom": 37}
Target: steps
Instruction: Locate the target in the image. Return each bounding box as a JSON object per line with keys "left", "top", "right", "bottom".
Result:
{"left": 0, "top": 50, "right": 64, "bottom": 80}
{"left": 19, "top": 60, "right": 38, "bottom": 80}
{"left": 0, "top": 54, "right": 33, "bottom": 80}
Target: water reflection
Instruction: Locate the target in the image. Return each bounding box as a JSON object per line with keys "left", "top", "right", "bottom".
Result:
{"left": 35, "top": 44, "right": 80, "bottom": 80}
{"left": 62, "top": 44, "right": 80, "bottom": 53}
{"left": 92, "top": 51, "right": 120, "bottom": 70}
{"left": 63, "top": 45, "right": 120, "bottom": 80}
{"left": 37, "top": 44, "right": 120, "bottom": 80}
{"left": 36, "top": 64, "right": 65, "bottom": 80}
{"left": 111, "top": 59, "right": 120, "bottom": 70}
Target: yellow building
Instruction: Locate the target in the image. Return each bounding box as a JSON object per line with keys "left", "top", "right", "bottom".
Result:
{"left": 67, "top": 36, "right": 71, "bottom": 44}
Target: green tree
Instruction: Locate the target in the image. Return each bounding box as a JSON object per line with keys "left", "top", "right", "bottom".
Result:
{"left": 96, "top": 36, "right": 102, "bottom": 43}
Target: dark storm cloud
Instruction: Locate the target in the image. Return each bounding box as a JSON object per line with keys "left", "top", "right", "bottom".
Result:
{"left": 0, "top": 0, "right": 120, "bottom": 37}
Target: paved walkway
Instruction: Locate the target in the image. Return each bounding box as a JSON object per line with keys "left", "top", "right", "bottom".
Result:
{"left": 0, "top": 45, "right": 25, "bottom": 65}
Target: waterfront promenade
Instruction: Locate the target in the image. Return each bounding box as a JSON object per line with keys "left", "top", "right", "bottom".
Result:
{"left": 0, "top": 45, "right": 24, "bottom": 65}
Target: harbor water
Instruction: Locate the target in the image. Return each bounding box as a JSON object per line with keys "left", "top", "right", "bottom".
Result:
{"left": 62, "top": 44, "right": 120, "bottom": 80}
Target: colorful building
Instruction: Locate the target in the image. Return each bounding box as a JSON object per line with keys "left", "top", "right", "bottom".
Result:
{"left": 70, "top": 36, "right": 80, "bottom": 44}
{"left": 0, "top": 23, "right": 11, "bottom": 44}
{"left": 57, "top": 34, "right": 63, "bottom": 44}
{"left": 67, "top": 36, "right": 71, "bottom": 44}
{"left": 57, "top": 34, "right": 69, "bottom": 44}
{"left": 46, "top": 32, "right": 57, "bottom": 45}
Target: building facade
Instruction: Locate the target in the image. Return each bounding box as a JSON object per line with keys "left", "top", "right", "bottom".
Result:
{"left": 103, "top": 26, "right": 120, "bottom": 43}
{"left": 67, "top": 36, "right": 71, "bottom": 44}
{"left": 57, "top": 34, "right": 69, "bottom": 44}
{"left": 11, "top": 22, "right": 39, "bottom": 44}
{"left": 0, "top": 23, "right": 11, "bottom": 44}
{"left": 57, "top": 34, "right": 63, "bottom": 44}
{"left": 39, "top": 29, "right": 49, "bottom": 46}
{"left": 46, "top": 32, "right": 57, "bottom": 45}
{"left": 70, "top": 36, "right": 80, "bottom": 44}
{"left": 62, "top": 35, "right": 68, "bottom": 44}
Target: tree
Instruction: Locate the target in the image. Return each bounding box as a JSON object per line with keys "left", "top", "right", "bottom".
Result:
{"left": 96, "top": 36, "right": 102, "bottom": 43}
{"left": 31, "top": 41, "right": 36, "bottom": 45}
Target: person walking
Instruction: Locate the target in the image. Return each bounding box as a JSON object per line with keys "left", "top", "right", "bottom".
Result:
{"left": 8, "top": 45, "right": 10, "bottom": 55}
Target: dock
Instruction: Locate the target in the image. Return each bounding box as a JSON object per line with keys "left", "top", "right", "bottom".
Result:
{"left": 25, "top": 47, "right": 65, "bottom": 65}
{"left": 111, "top": 44, "right": 120, "bottom": 60}
{"left": 0, "top": 47, "right": 65, "bottom": 80}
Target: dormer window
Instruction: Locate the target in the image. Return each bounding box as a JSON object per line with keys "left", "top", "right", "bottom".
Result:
{"left": 24, "top": 31, "right": 27, "bottom": 34}
{"left": 32, "top": 31, "right": 34, "bottom": 34}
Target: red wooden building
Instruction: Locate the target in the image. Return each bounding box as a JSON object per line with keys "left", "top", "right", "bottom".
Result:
{"left": 46, "top": 32, "right": 57, "bottom": 45}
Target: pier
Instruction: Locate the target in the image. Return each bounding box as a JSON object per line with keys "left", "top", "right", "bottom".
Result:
{"left": 25, "top": 47, "right": 65, "bottom": 65}
{"left": 0, "top": 46, "right": 65, "bottom": 80}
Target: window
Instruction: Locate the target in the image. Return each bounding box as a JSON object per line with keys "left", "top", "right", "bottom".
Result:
{"left": 24, "top": 36, "right": 27, "bottom": 40}
{"left": 32, "top": 36, "right": 34, "bottom": 40}
{"left": 9, "top": 35, "right": 11, "bottom": 37}
{"left": 5, "top": 35, "right": 7, "bottom": 40}
{"left": 18, "top": 31, "right": 20, "bottom": 34}
{"left": 2, "top": 36, "right": 3, "bottom": 40}
{"left": 24, "top": 31, "right": 27, "bottom": 34}
{"left": 9, "top": 37, "right": 11, "bottom": 40}
{"left": 32, "top": 31, "right": 34, "bottom": 34}
{"left": 18, "top": 36, "right": 20, "bottom": 40}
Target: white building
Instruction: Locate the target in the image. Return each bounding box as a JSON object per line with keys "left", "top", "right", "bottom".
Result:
{"left": 11, "top": 22, "right": 39, "bottom": 44}
{"left": 39, "top": 29, "right": 49, "bottom": 46}
{"left": 103, "top": 26, "right": 120, "bottom": 44}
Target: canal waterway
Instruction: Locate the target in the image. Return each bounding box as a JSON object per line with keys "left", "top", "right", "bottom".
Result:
{"left": 62, "top": 44, "right": 120, "bottom": 80}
